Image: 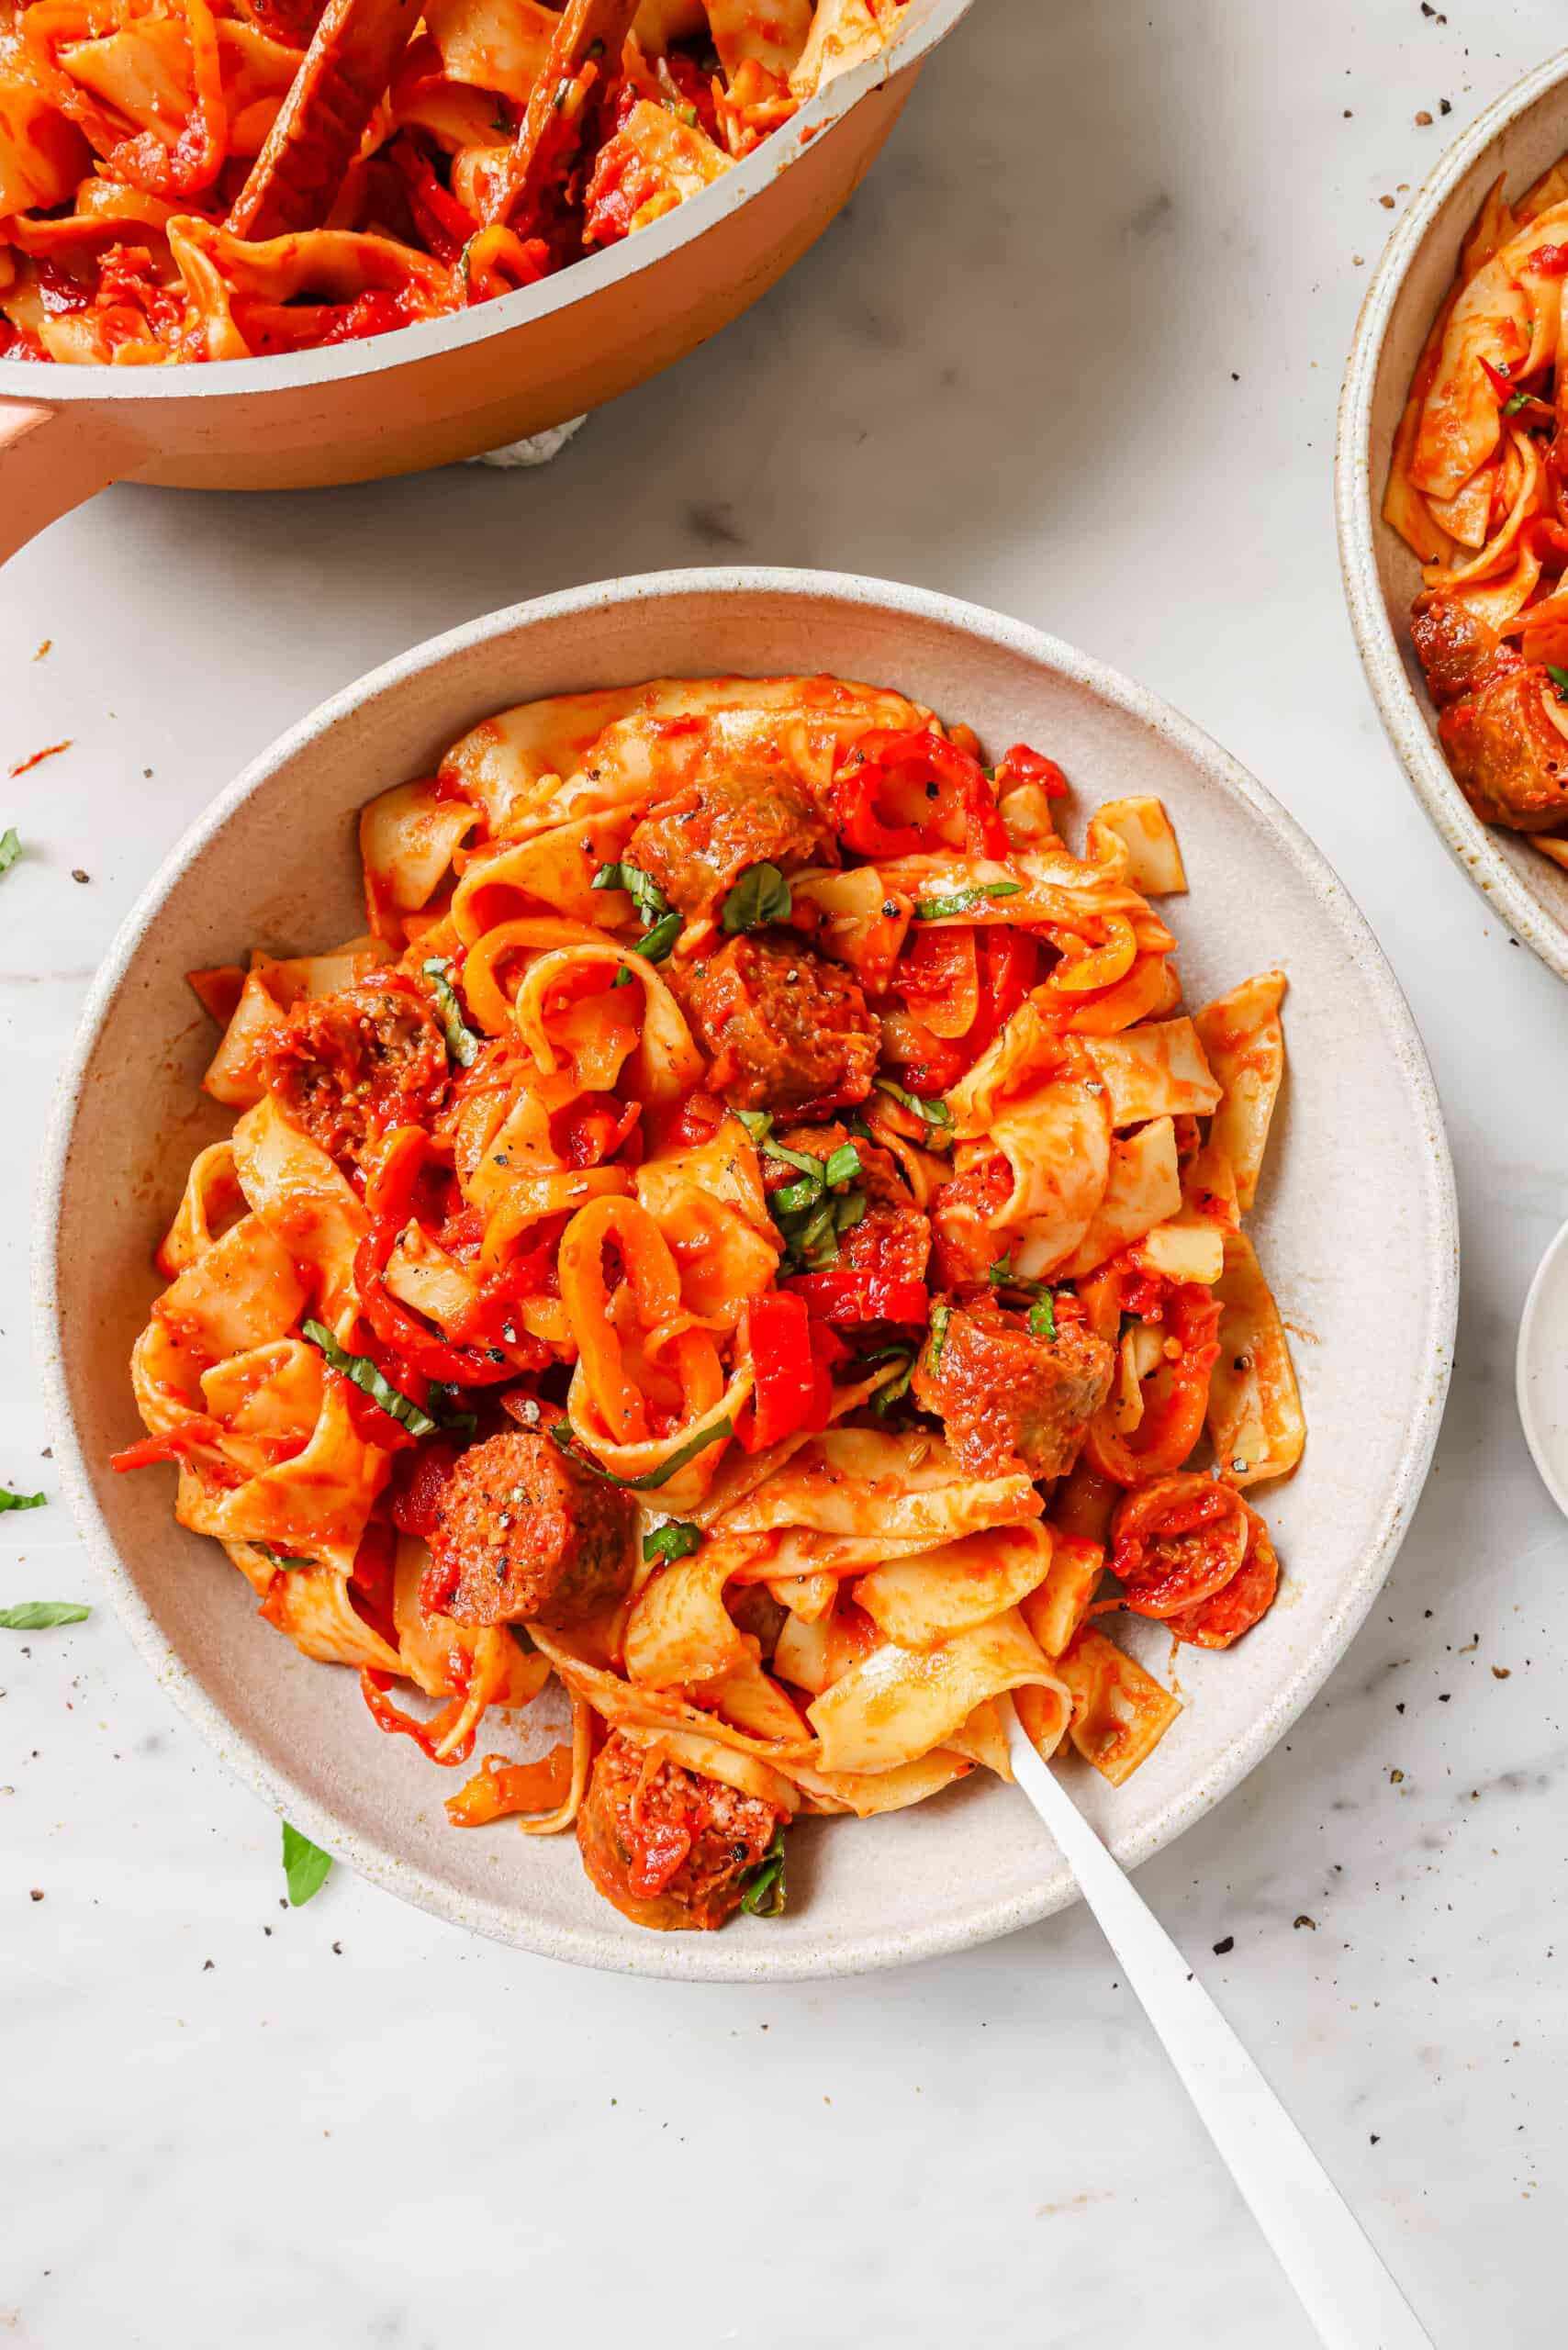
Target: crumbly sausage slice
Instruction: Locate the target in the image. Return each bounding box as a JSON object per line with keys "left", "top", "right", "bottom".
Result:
{"left": 681, "top": 934, "right": 879, "bottom": 1114}
{"left": 627, "top": 768, "right": 834, "bottom": 923}
{"left": 1409, "top": 593, "right": 1501, "bottom": 704}
{"left": 912, "top": 1297, "right": 1114, "bottom": 1481}
{"left": 1438, "top": 656, "right": 1568, "bottom": 831}
{"left": 252, "top": 972, "right": 448, "bottom": 1162}
{"left": 425, "top": 1430, "right": 634, "bottom": 1628}
{"left": 577, "top": 1730, "right": 781, "bottom": 1930}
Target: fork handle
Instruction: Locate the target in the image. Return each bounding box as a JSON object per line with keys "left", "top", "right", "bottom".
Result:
{"left": 1002, "top": 1706, "right": 1433, "bottom": 2350}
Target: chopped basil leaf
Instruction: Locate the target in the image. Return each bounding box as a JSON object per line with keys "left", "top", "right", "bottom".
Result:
{"left": 644, "top": 1520, "right": 702, "bottom": 1564}
{"left": 834, "top": 1191, "right": 868, "bottom": 1237}
{"left": 720, "top": 862, "right": 792, "bottom": 934}
{"left": 770, "top": 1172, "right": 821, "bottom": 1216}
{"left": 0, "top": 1600, "right": 89, "bottom": 1629}
{"left": 593, "top": 859, "right": 670, "bottom": 930}
{"left": 282, "top": 1821, "right": 331, "bottom": 1908}
{"left": 0, "top": 1485, "right": 46, "bottom": 1513}
{"left": 550, "top": 73, "right": 570, "bottom": 107}
{"left": 633, "top": 907, "right": 682, "bottom": 963}
{"left": 303, "top": 1319, "right": 440, "bottom": 1438}
{"left": 913, "top": 880, "right": 1024, "bottom": 921}
{"left": 868, "top": 1347, "right": 917, "bottom": 1413}
{"left": 551, "top": 1415, "right": 733, "bottom": 1490}
{"left": 738, "top": 1822, "right": 787, "bottom": 1917}
{"left": 928, "top": 1302, "right": 950, "bottom": 1367}
{"left": 611, "top": 968, "right": 633, "bottom": 988}
{"left": 874, "top": 1076, "right": 952, "bottom": 1127}
{"left": 989, "top": 1252, "right": 1058, "bottom": 1337}
{"left": 0, "top": 828, "right": 19, "bottom": 878}
{"left": 259, "top": 1545, "right": 315, "bottom": 1569}
{"left": 763, "top": 1134, "right": 831, "bottom": 1179}
{"left": 421, "top": 957, "right": 481, "bottom": 1067}
{"left": 736, "top": 1109, "right": 772, "bottom": 1141}
{"left": 767, "top": 1138, "right": 864, "bottom": 1272}
{"left": 426, "top": 1382, "right": 478, "bottom": 1441}
{"left": 1548, "top": 666, "right": 1568, "bottom": 706}
{"left": 1503, "top": 388, "right": 1535, "bottom": 416}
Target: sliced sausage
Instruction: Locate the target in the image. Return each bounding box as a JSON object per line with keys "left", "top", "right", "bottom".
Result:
{"left": 912, "top": 1295, "right": 1114, "bottom": 1481}
{"left": 681, "top": 934, "right": 879, "bottom": 1114}
{"left": 1437, "top": 655, "right": 1568, "bottom": 830}
{"left": 1409, "top": 592, "right": 1502, "bottom": 705}
{"left": 424, "top": 1430, "right": 634, "bottom": 1628}
{"left": 627, "top": 768, "right": 834, "bottom": 924}
{"left": 577, "top": 1729, "right": 783, "bottom": 1930}
{"left": 252, "top": 972, "right": 448, "bottom": 1161}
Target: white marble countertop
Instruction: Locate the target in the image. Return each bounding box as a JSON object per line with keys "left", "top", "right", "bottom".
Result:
{"left": 3, "top": 1, "right": 1564, "bottom": 2340}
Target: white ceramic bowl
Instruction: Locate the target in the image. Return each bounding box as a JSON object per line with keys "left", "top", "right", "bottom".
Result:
{"left": 1338, "top": 46, "right": 1568, "bottom": 980}
{"left": 1517, "top": 1215, "right": 1568, "bottom": 1516}
{"left": 35, "top": 570, "right": 1459, "bottom": 1981}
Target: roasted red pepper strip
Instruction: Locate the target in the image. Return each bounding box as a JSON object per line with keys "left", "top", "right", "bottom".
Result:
{"left": 833, "top": 727, "right": 1010, "bottom": 859}
{"left": 110, "top": 1419, "right": 225, "bottom": 1472}
{"left": 356, "top": 1128, "right": 516, "bottom": 1388}
{"left": 388, "top": 138, "right": 478, "bottom": 264}
{"left": 781, "top": 1270, "right": 931, "bottom": 1326}
{"left": 746, "top": 1292, "right": 822, "bottom": 1449}
{"left": 996, "top": 742, "right": 1069, "bottom": 798}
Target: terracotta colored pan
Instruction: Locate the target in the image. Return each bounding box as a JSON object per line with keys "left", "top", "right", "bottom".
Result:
{"left": 0, "top": 0, "right": 971, "bottom": 562}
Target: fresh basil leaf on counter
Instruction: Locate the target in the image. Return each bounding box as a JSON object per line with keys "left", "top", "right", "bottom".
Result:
{"left": 0, "top": 1601, "right": 90, "bottom": 1629}
{"left": 282, "top": 1821, "right": 331, "bottom": 1908}
{"left": 0, "top": 1485, "right": 46, "bottom": 1512}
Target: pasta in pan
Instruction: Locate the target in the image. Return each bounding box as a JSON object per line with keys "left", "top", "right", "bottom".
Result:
{"left": 118, "top": 672, "right": 1306, "bottom": 1932}
{"left": 0, "top": 0, "right": 904, "bottom": 364}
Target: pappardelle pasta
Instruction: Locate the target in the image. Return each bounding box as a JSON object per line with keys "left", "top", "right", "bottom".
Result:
{"left": 0, "top": 0, "right": 902, "bottom": 364}
{"left": 1386, "top": 151, "right": 1568, "bottom": 859}
{"left": 117, "top": 673, "right": 1305, "bottom": 1933}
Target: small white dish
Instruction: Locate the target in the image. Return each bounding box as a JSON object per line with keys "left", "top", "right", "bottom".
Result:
{"left": 34, "top": 568, "right": 1460, "bottom": 1981}
{"left": 1517, "top": 1216, "right": 1568, "bottom": 1515}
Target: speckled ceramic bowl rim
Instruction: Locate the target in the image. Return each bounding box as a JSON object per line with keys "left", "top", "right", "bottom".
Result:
{"left": 1336, "top": 44, "right": 1568, "bottom": 982}
{"left": 1516, "top": 1214, "right": 1568, "bottom": 1516}
{"left": 33, "top": 569, "right": 1460, "bottom": 1980}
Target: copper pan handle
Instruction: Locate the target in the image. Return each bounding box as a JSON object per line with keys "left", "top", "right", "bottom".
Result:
{"left": 0, "top": 397, "right": 145, "bottom": 563}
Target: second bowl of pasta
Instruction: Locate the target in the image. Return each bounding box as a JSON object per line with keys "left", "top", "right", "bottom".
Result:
{"left": 38, "top": 569, "right": 1457, "bottom": 1978}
